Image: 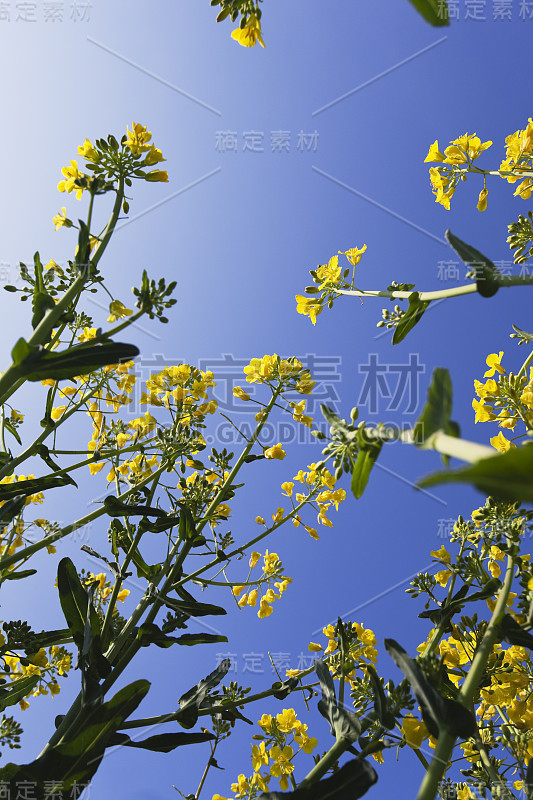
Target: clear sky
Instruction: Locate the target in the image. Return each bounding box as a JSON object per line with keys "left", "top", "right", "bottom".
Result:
{"left": 1, "top": 1, "right": 533, "bottom": 798}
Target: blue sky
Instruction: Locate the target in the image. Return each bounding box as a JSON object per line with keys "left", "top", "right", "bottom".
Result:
{"left": 1, "top": 1, "right": 533, "bottom": 797}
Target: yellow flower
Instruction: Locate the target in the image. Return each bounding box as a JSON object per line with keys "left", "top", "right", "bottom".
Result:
{"left": 52, "top": 207, "right": 72, "bottom": 230}
{"left": 258, "top": 598, "right": 273, "bottom": 618}
{"left": 316, "top": 255, "right": 341, "bottom": 287}
{"left": 477, "top": 188, "right": 488, "bottom": 212}
{"left": 255, "top": 516, "right": 265, "bottom": 525}
{"left": 144, "top": 145, "right": 165, "bottom": 165}
{"left": 233, "top": 386, "right": 251, "bottom": 401}
{"left": 108, "top": 300, "right": 133, "bottom": 323}
{"left": 295, "top": 294, "right": 322, "bottom": 325}
{"left": 77, "top": 138, "right": 98, "bottom": 160}
{"left": 231, "top": 13, "right": 265, "bottom": 48}
{"left": 51, "top": 406, "right": 67, "bottom": 421}
{"left": 402, "top": 715, "right": 429, "bottom": 749}
{"left": 339, "top": 244, "right": 367, "bottom": 265}
{"left": 435, "top": 569, "right": 452, "bottom": 588}
{"left": 145, "top": 170, "right": 169, "bottom": 183}
{"left": 251, "top": 741, "right": 268, "bottom": 771}
{"left": 276, "top": 709, "right": 298, "bottom": 732}
{"left": 57, "top": 160, "right": 85, "bottom": 200}
{"left": 430, "top": 545, "right": 451, "bottom": 564}
{"left": 424, "top": 140, "right": 445, "bottom": 163}
{"left": 490, "top": 431, "right": 514, "bottom": 453}
{"left": 472, "top": 398, "right": 496, "bottom": 424}
{"left": 281, "top": 481, "right": 294, "bottom": 497}
{"left": 308, "top": 642, "right": 323, "bottom": 652}
{"left": 247, "top": 590, "right": 258, "bottom": 607}
{"left": 265, "top": 443, "right": 286, "bottom": 460}
{"left": 125, "top": 122, "right": 152, "bottom": 156}
{"left": 258, "top": 714, "right": 273, "bottom": 731}
{"left": 484, "top": 352, "right": 505, "bottom": 377}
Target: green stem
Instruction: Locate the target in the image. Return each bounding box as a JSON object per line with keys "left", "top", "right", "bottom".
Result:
{"left": 0, "top": 179, "right": 125, "bottom": 408}
{"left": 337, "top": 273, "right": 533, "bottom": 303}
{"left": 415, "top": 552, "right": 515, "bottom": 800}
{"left": 298, "top": 737, "right": 352, "bottom": 787}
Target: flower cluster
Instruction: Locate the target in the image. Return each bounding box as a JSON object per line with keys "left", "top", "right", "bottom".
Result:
{"left": 0, "top": 640, "right": 72, "bottom": 711}
{"left": 56, "top": 122, "right": 167, "bottom": 220}
{"left": 213, "top": 709, "right": 318, "bottom": 797}
{"left": 424, "top": 133, "right": 492, "bottom": 210}
{"left": 471, "top": 351, "right": 533, "bottom": 451}
{"left": 500, "top": 117, "right": 533, "bottom": 199}
{"left": 232, "top": 550, "right": 291, "bottom": 619}
{"left": 296, "top": 246, "right": 367, "bottom": 324}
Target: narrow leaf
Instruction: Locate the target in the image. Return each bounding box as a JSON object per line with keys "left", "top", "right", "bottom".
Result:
{"left": 392, "top": 292, "right": 430, "bottom": 344}
{"left": 351, "top": 441, "right": 383, "bottom": 499}
{"left": 418, "top": 445, "right": 533, "bottom": 502}
{"left": 406, "top": 0, "right": 449, "bottom": 26}
{"left": 445, "top": 230, "right": 500, "bottom": 298}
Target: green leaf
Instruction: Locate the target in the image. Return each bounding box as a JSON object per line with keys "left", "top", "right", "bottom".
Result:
{"left": 418, "top": 445, "right": 533, "bottom": 502}
{"left": 3, "top": 421, "right": 21, "bottom": 446}
{"left": 57, "top": 558, "right": 110, "bottom": 681}
{"left": 157, "top": 595, "right": 227, "bottom": 618}
{"left": 176, "top": 658, "right": 231, "bottom": 729}
{"left": 32, "top": 292, "right": 56, "bottom": 330}
{"left": 22, "top": 341, "right": 140, "bottom": 382}
{"left": 316, "top": 660, "right": 361, "bottom": 743}
{"left": 258, "top": 758, "right": 378, "bottom": 800}
{"left": 4, "top": 569, "right": 37, "bottom": 580}
{"left": 178, "top": 504, "right": 197, "bottom": 541}
{"left": 0, "top": 475, "right": 73, "bottom": 502}
{"left": 103, "top": 495, "right": 166, "bottom": 517}
{"left": 445, "top": 230, "right": 500, "bottom": 298}
{"left": 137, "top": 623, "right": 182, "bottom": 648}
{"left": 0, "top": 495, "right": 26, "bottom": 529}
{"left": 174, "top": 633, "right": 228, "bottom": 647}
{"left": 406, "top": 0, "right": 449, "bottom": 26}
{"left": 384, "top": 639, "right": 476, "bottom": 738}
{"left": 11, "top": 338, "right": 35, "bottom": 366}
{"left": 392, "top": 292, "right": 430, "bottom": 345}
{"left": 0, "top": 675, "right": 39, "bottom": 712}
{"left": 351, "top": 440, "right": 383, "bottom": 499}
{"left": 364, "top": 664, "right": 396, "bottom": 730}
{"left": 109, "top": 731, "right": 215, "bottom": 753}
{"left": 413, "top": 368, "right": 454, "bottom": 446}
{"left": 498, "top": 614, "right": 533, "bottom": 649}
{"left": 0, "top": 679, "right": 150, "bottom": 796}
{"left": 271, "top": 676, "right": 299, "bottom": 700}
{"left": 35, "top": 445, "right": 77, "bottom": 488}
